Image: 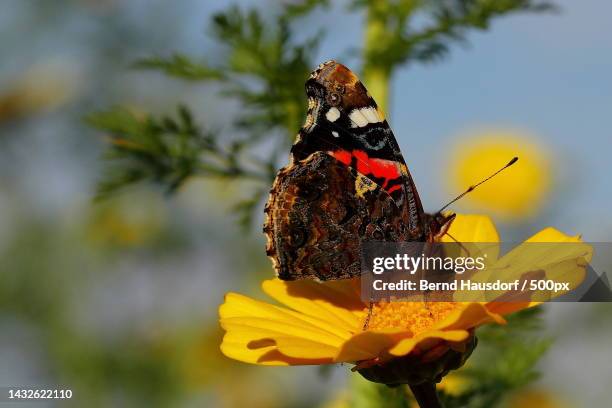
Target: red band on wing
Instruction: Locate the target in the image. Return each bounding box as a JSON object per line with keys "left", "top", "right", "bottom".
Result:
{"left": 327, "top": 149, "right": 403, "bottom": 195}
{"left": 387, "top": 184, "right": 402, "bottom": 194}
{"left": 329, "top": 149, "right": 352, "bottom": 166}
{"left": 352, "top": 150, "right": 400, "bottom": 180}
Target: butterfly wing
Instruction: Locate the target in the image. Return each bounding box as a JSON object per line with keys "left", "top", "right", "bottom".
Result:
{"left": 263, "top": 60, "right": 451, "bottom": 281}
{"left": 291, "top": 60, "right": 426, "bottom": 238}
{"left": 264, "top": 152, "right": 410, "bottom": 281}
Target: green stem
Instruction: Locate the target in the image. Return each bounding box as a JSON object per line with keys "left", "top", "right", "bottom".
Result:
{"left": 409, "top": 382, "right": 444, "bottom": 408}
{"left": 362, "top": 66, "right": 390, "bottom": 114}
{"left": 362, "top": 1, "right": 392, "bottom": 113}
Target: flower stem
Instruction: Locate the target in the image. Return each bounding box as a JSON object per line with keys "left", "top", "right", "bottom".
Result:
{"left": 409, "top": 382, "right": 444, "bottom": 408}
{"left": 362, "top": 1, "right": 391, "bottom": 113}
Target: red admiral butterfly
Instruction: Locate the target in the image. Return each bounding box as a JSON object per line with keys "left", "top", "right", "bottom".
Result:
{"left": 264, "top": 60, "right": 514, "bottom": 282}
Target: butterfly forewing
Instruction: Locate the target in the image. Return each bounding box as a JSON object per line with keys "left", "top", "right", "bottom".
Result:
{"left": 264, "top": 60, "right": 438, "bottom": 281}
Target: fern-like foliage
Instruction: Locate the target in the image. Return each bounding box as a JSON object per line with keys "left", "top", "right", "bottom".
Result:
{"left": 354, "top": 0, "right": 556, "bottom": 68}
{"left": 89, "top": 4, "right": 324, "bottom": 225}
{"left": 132, "top": 54, "right": 224, "bottom": 81}
{"left": 88, "top": 105, "right": 257, "bottom": 198}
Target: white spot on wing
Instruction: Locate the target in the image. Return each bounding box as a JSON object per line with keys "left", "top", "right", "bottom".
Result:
{"left": 349, "top": 107, "right": 383, "bottom": 127}
{"left": 332, "top": 131, "right": 339, "bottom": 138}
{"left": 363, "top": 106, "right": 382, "bottom": 124}
{"left": 349, "top": 108, "right": 369, "bottom": 128}
{"left": 326, "top": 107, "right": 340, "bottom": 122}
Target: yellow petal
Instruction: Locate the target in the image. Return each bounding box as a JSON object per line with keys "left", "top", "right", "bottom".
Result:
{"left": 443, "top": 214, "right": 500, "bottom": 264}
{"left": 443, "top": 214, "right": 500, "bottom": 242}
{"left": 480, "top": 227, "right": 591, "bottom": 302}
{"left": 524, "top": 226, "right": 592, "bottom": 261}
{"left": 334, "top": 329, "right": 407, "bottom": 362}
{"left": 433, "top": 302, "right": 505, "bottom": 332}
{"left": 274, "top": 336, "right": 340, "bottom": 360}
{"left": 525, "top": 227, "right": 582, "bottom": 243}
{"left": 262, "top": 279, "right": 364, "bottom": 333}
{"left": 219, "top": 293, "right": 348, "bottom": 364}
{"left": 219, "top": 328, "right": 287, "bottom": 365}
{"left": 220, "top": 292, "right": 354, "bottom": 340}
{"left": 221, "top": 317, "right": 345, "bottom": 350}
{"left": 220, "top": 325, "right": 333, "bottom": 365}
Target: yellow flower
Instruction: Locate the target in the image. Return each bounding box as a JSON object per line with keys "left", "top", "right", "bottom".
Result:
{"left": 447, "top": 131, "right": 551, "bottom": 219}
{"left": 218, "top": 215, "right": 589, "bottom": 384}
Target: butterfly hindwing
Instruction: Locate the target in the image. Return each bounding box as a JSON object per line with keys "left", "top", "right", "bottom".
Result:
{"left": 264, "top": 152, "right": 410, "bottom": 281}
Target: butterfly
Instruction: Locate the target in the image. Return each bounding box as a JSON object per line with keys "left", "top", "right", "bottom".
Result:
{"left": 264, "top": 60, "right": 455, "bottom": 281}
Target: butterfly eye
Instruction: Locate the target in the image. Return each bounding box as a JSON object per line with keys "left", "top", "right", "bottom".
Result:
{"left": 327, "top": 92, "right": 341, "bottom": 106}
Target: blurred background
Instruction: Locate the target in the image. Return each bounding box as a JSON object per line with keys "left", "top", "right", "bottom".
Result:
{"left": 0, "top": 0, "right": 610, "bottom": 407}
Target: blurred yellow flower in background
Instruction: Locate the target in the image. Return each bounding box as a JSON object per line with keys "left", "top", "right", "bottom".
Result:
{"left": 85, "top": 194, "right": 167, "bottom": 247}
{"left": 447, "top": 130, "right": 552, "bottom": 220}
{"left": 0, "top": 59, "right": 81, "bottom": 123}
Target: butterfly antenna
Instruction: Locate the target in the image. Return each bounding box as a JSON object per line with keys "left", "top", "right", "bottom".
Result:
{"left": 436, "top": 157, "right": 518, "bottom": 214}
{"left": 446, "top": 232, "right": 471, "bottom": 256}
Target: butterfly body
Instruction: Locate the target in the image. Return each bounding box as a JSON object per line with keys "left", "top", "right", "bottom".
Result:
{"left": 264, "top": 61, "right": 453, "bottom": 281}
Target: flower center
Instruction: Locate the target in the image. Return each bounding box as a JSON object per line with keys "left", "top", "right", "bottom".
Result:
{"left": 365, "top": 301, "right": 459, "bottom": 336}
